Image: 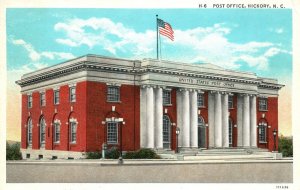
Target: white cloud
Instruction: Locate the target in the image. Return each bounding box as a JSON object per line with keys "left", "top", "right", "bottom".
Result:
{"left": 9, "top": 39, "right": 76, "bottom": 86}
{"left": 275, "top": 28, "right": 284, "bottom": 34}
{"left": 11, "top": 38, "right": 75, "bottom": 62}
{"left": 12, "top": 39, "right": 41, "bottom": 61}
{"left": 54, "top": 17, "right": 155, "bottom": 56}
{"left": 269, "top": 27, "right": 284, "bottom": 34}
{"left": 56, "top": 39, "right": 78, "bottom": 47}
{"left": 54, "top": 17, "right": 290, "bottom": 70}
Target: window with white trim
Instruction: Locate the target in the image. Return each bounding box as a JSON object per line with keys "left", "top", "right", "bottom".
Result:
{"left": 54, "top": 90, "right": 60, "bottom": 105}
{"left": 27, "top": 118, "right": 32, "bottom": 146}
{"left": 107, "top": 86, "right": 120, "bottom": 102}
{"left": 40, "top": 117, "right": 46, "bottom": 147}
{"left": 28, "top": 94, "right": 32, "bottom": 108}
{"left": 259, "top": 98, "right": 268, "bottom": 111}
{"left": 198, "top": 116, "right": 205, "bottom": 128}
{"left": 258, "top": 122, "right": 267, "bottom": 143}
{"left": 228, "top": 95, "right": 234, "bottom": 109}
{"left": 107, "top": 122, "right": 118, "bottom": 144}
{"left": 70, "top": 122, "right": 77, "bottom": 143}
{"left": 163, "top": 115, "right": 171, "bottom": 148}
{"left": 54, "top": 122, "right": 60, "bottom": 143}
{"left": 228, "top": 118, "right": 233, "bottom": 145}
{"left": 163, "top": 90, "right": 171, "bottom": 105}
{"left": 197, "top": 93, "right": 204, "bottom": 107}
{"left": 69, "top": 86, "right": 76, "bottom": 102}
{"left": 40, "top": 92, "right": 46, "bottom": 107}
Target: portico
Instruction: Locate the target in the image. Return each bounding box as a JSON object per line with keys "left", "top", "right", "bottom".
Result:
{"left": 139, "top": 58, "right": 282, "bottom": 151}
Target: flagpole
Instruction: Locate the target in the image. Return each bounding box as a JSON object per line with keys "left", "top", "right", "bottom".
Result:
{"left": 156, "top": 14, "right": 159, "bottom": 60}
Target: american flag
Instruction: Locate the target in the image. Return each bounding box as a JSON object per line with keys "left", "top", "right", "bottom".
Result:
{"left": 157, "top": 18, "right": 174, "bottom": 41}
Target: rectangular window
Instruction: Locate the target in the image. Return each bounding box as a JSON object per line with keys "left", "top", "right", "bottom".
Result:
{"left": 54, "top": 123, "right": 60, "bottom": 143}
{"left": 28, "top": 131, "right": 32, "bottom": 144}
{"left": 107, "top": 122, "right": 118, "bottom": 144}
{"left": 259, "top": 98, "right": 268, "bottom": 111}
{"left": 40, "top": 92, "right": 46, "bottom": 107}
{"left": 70, "top": 122, "right": 77, "bottom": 143}
{"left": 228, "top": 95, "right": 234, "bottom": 109}
{"left": 54, "top": 90, "right": 60, "bottom": 105}
{"left": 28, "top": 94, "right": 32, "bottom": 108}
{"left": 69, "top": 87, "right": 76, "bottom": 102}
{"left": 163, "top": 90, "right": 171, "bottom": 105}
{"left": 197, "top": 93, "right": 204, "bottom": 107}
{"left": 40, "top": 119, "right": 46, "bottom": 146}
{"left": 28, "top": 121, "right": 32, "bottom": 145}
{"left": 107, "top": 86, "right": 120, "bottom": 102}
{"left": 259, "top": 126, "right": 267, "bottom": 142}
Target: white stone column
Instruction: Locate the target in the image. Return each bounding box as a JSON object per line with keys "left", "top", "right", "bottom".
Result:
{"left": 214, "top": 92, "right": 222, "bottom": 148}
{"left": 154, "top": 87, "right": 163, "bottom": 149}
{"left": 176, "top": 90, "right": 183, "bottom": 147}
{"left": 250, "top": 95, "right": 257, "bottom": 147}
{"left": 237, "top": 94, "right": 243, "bottom": 147}
{"left": 190, "top": 90, "right": 198, "bottom": 148}
{"left": 182, "top": 89, "right": 190, "bottom": 148}
{"left": 140, "top": 87, "right": 147, "bottom": 148}
{"left": 222, "top": 93, "right": 229, "bottom": 147}
{"left": 146, "top": 87, "right": 154, "bottom": 148}
{"left": 208, "top": 92, "right": 215, "bottom": 148}
{"left": 243, "top": 94, "right": 250, "bottom": 147}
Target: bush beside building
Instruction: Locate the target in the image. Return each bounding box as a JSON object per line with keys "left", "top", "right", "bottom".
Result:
{"left": 278, "top": 135, "right": 293, "bottom": 157}
{"left": 86, "top": 148, "right": 160, "bottom": 159}
{"left": 6, "top": 141, "right": 22, "bottom": 160}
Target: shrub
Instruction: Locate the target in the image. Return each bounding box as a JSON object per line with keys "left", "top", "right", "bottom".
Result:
{"left": 278, "top": 136, "right": 293, "bottom": 157}
{"left": 106, "top": 146, "right": 120, "bottom": 159}
{"left": 123, "top": 148, "right": 160, "bottom": 159}
{"left": 123, "top": 151, "right": 138, "bottom": 159}
{"left": 86, "top": 152, "right": 102, "bottom": 159}
{"left": 6, "top": 142, "right": 22, "bottom": 160}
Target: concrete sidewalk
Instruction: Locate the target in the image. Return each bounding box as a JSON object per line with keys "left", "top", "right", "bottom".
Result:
{"left": 6, "top": 159, "right": 293, "bottom": 183}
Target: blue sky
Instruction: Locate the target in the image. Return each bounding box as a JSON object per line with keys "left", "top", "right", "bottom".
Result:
{"left": 6, "top": 8, "right": 293, "bottom": 139}
{"left": 7, "top": 8, "right": 292, "bottom": 80}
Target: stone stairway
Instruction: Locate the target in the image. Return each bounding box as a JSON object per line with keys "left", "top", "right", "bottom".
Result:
{"left": 157, "top": 148, "right": 279, "bottom": 160}
{"left": 185, "top": 148, "right": 275, "bottom": 160}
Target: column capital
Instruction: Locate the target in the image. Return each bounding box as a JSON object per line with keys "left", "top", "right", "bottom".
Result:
{"left": 221, "top": 91, "right": 230, "bottom": 95}
{"left": 142, "top": 85, "right": 155, "bottom": 89}
{"left": 196, "top": 89, "right": 205, "bottom": 94}
{"left": 238, "top": 93, "right": 250, "bottom": 97}
{"left": 257, "top": 94, "right": 268, "bottom": 98}
{"left": 249, "top": 93, "right": 258, "bottom": 97}
{"left": 153, "top": 85, "right": 164, "bottom": 89}
{"left": 209, "top": 90, "right": 219, "bottom": 94}
{"left": 179, "top": 88, "right": 190, "bottom": 92}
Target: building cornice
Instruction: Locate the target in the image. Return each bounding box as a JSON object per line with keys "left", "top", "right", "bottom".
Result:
{"left": 15, "top": 54, "right": 284, "bottom": 91}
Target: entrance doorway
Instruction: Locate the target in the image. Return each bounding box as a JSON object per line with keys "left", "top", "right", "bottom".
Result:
{"left": 198, "top": 116, "right": 206, "bottom": 148}
{"left": 163, "top": 115, "right": 171, "bottom": 149}
{"left": 229, "top": 118, "right": 233, "bottom": 147}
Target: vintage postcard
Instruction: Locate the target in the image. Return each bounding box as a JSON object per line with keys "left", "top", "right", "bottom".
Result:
{"left": 1, "top": 0, "right": 298, "bottom": 190}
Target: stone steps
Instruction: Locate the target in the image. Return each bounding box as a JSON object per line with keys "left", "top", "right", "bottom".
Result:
{"left": 156, "top": 148, "right": 279, "bottom": 160}
{"left": 184, "top": 154, "right": 273, "bottom": 161}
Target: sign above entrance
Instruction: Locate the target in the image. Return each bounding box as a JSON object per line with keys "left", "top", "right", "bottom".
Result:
{"left": 179, "top": 77, "right": 235, "bottom": 88}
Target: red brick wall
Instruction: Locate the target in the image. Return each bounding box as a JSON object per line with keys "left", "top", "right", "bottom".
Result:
{"left": 257, "top": 97, "right": 279, "bottom": 151}
{"left": 21, "top": 81, "right": 87, "bottom": 152}
{"left": 85, "top": 81, "right": 140, "bottom": 152}
{"left": 21, "top": 94, "right": 28, "bottom": 149}
{"left": 20, "top": 81, "right": 279, "bottom": 153}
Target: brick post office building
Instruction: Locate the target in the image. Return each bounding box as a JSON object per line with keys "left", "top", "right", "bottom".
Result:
{"left": 16, "top": 54, "right": 284, "bottom": 159}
